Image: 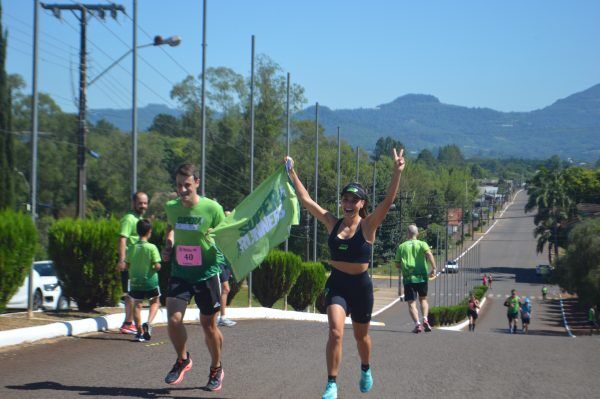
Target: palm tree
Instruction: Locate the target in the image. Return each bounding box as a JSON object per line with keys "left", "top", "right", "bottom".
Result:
{"left": 525, "top": 166, "right": 575, "bottom": 263}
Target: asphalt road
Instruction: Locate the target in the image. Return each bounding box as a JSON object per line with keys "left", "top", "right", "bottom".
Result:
{"left": 1, "top": 192, "right": 599, "bottom": 399}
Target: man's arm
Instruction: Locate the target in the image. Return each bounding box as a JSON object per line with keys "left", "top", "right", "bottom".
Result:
{"left": 425, "top": 250, "right": 436, "bottom": 278}
{"left": 162, "top": 224, "right": 174, "bottom": 262}
{"left": 117, "top": 236, "right": 128, "bottom": 271}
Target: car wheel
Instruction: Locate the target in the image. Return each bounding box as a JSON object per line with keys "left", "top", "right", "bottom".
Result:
{"left": 56, "top": 295, "right": 70, "bottom": 311}
{"left": 33, "top": 290, "right": 43, "bottom": 310}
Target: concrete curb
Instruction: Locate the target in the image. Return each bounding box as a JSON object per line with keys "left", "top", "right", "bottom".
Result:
{"left": 558, "top": 294, "right": 576, "bottom": 338}
{"left": 0, "top": 305, "right": 386, "bottom": 349}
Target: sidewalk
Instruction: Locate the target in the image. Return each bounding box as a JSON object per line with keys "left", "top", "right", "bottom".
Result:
{"left": 0, "top": 286, "right": 402, "bottom": 349}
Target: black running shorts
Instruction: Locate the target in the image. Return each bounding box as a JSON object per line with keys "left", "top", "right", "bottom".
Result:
{"left": 167, "top": 275, "right": 222, "bottom": 315}
{"left": 404, "top": 282, "right": 428, "bottom": 302}
{"left": 325, "top": 268, "right": 373, "bottom": 324}
{"left": 129, "top": 287, "right": 161, "bottom": 301}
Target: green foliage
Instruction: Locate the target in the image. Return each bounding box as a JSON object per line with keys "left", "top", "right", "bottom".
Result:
{"left": 251, "top": 249, "right": 302, "bottom": 308}
{"left": 288, "top": 261, "right": 327, "bottom": 311}
{"left": 373, "top": 136, "right": 404, "bottom": 161}
{"left": 553, "top": 219, "right": 600, "bottom": 306}
{"left": 427, "top": 285, "right": 487, "bottom": 326}
{"left": 437, "top": 144, "right": 465, "bottom": 166}
{"left": 0, "top": 209, "right": 37, "bottom": 311}
{"left": 48, "top": 218, "right": 121, "bottom": 311}
{"left": 0, "top": 3, "right": 15, "bottom": 210}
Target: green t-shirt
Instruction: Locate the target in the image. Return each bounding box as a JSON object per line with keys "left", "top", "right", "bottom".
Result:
{"left": 589, "top": 308, "right": 595, "bottom": 322}
{"left": 119, "top": 211, "right": 141, "bottom": 248}
{"left": 125, "top": 240, "right": 161, "bottom": 291}
{"left": 507, "top": 296, "right": 520, "bottom": 314}
{"left": 166, "top": 197, "right": 225, "bottom": 283}
{"left": 394, "top": 239, "right": 431, "bottom": 284}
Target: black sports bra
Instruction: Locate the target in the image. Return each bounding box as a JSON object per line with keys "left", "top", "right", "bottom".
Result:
{"left": 328, "top": 219, "right": 372, "bottom": 263}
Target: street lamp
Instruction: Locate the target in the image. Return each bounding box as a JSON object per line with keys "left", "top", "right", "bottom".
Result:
{"left": 87, "top": 32, "right": 181, "bottom": 196}
{"left": 87, "top": 35, "right": 181, "bottom": 87}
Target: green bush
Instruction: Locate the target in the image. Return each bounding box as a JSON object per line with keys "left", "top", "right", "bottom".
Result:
{"left": 288, "top": 262, "right": 327, "bottom": 311}
{"left": 315, "top": 288, "right": 328, "bottom": 314}
{"left": 428, "top": 285, "right": 489, "bottom": 326}
{"left": 0, "top": 210, "right": 38, "bottom": 311}
{"left": 252, "top": 249, "right": 302, "bottom": 308}
{"left": 48, "top": 218, "right": 121, "bottom": 311}
{"left": 226, "top": 276, "right": 244, "bottom": 306}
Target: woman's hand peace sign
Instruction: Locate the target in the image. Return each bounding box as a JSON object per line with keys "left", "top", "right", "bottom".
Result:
{"left": 393, "top": 148, "right": 406, "bottom": 173}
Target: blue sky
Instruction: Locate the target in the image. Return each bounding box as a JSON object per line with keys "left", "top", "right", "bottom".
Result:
{"left": 3, "top": 0, "right": 600, "bottom": 114}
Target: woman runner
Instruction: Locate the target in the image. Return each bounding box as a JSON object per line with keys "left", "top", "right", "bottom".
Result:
{"left": 286, "top": 148, "right": 405, "bottom": 399}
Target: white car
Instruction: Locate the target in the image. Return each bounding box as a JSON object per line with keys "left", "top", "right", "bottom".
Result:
{"left": 444, "top": 260, "right": 459, "bottom": 274}
{"left": 5, "top": 261, "right": 69, "bottom": 311}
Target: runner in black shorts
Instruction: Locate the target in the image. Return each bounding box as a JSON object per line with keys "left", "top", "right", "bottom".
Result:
{"left": 162, "top": 164, "right": 226, "bottom": 392}
{"left": 395, "top": 225, "right": 437, "bottom": 333}
{"left": 286, "top": 148, "right": 405, "bottom": 399}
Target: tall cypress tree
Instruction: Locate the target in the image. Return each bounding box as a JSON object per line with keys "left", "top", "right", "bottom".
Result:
{"left": 0, "top": 0, "right": 16, "bottom": 209}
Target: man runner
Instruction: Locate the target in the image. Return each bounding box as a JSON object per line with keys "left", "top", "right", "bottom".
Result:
{"left": 395, "top": 224, "right": 437, "bottom": 333}
{"left": 117, "top": 191, "right": 148, "bottom": 334}
{"left": 162, "top": 164, "right": 226, "bottom": 391}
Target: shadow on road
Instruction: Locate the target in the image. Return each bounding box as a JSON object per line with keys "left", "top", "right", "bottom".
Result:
{"left": 5, "top": 381, "right": 229, "bottom": 399}
{"left": 481, "top": 267, "right": 544, "bottom": 285}
{"left": 490, "top": 328, "right": 566, "bottom": 337}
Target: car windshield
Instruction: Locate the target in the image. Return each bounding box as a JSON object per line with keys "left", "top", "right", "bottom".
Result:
{"left": 34, "top": 262, "right": 56, "bottom": 277}
{"left": 447, "top": 261, "right": 457, "bottom": 265}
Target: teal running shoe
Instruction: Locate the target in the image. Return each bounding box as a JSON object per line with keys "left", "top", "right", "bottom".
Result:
{"left": 359, "top": 368, "right": 373, "bottom": 393}
{"left": 322, "top": 381, "right": 337, "bottom": 399}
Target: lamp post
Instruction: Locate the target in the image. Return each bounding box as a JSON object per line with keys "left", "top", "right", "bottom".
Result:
{"left": 87, "top": 34, "right": 181, "bottom": 196}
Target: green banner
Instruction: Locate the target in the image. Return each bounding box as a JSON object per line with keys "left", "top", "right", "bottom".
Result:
{"left": 212, "top": 165, "right": 300, "bottom": 281}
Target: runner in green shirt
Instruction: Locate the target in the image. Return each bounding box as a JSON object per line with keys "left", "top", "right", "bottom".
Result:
{"left": 117, "top": 191, "right": 148, "bottom": 335}
{"left": 125, "top": 219, "right": 161, "bottom": 342}
{"left": 504, "top": 289, "right": 521, "bottom": 334}
{"left": 589, "top": 305, "right": 599, "bottom": 335}
{"left": 395, "top": 224, "right": 437, "bottom": 333}
{"left": 162, "top": 163, "right": 225, "bottom": 392}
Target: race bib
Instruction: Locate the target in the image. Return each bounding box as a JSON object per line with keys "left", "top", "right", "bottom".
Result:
{"left": 176, "top": 246, "right": 202, "bottom": 266}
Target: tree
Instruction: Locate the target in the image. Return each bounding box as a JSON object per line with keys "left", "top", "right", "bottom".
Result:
{"left": 437, "top": 144, "right": 464, "bottom": 166}
{"left": 148, "top": 113, "right": 182, "bottom": 137}
{"left": 525, "top": 166, "right": 575, "bottom": 263}
{"left": 372, "top": 136, "right": 404, "bottom": 161}
{"left": 553, "top": 219, "right": 600, "bottom": 306}
{"left": 0, "top": 2, "right": 15, "bottom": 209}
{"left": 416, "top": 149, "right": 436, "bottom": 168}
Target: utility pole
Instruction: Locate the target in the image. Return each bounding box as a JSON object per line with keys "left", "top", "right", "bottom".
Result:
{"left": 313, "top": 103, "right": 319, "bottom": 262}
{"left": 41, "top": 3, "right": 125, "bottom": 219}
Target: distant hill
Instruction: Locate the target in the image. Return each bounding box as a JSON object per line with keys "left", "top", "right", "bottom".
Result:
{"left": 88, "top": 103, "right": 181, "bottom": 132}
{"left": 295, "top": 84, "right": 600, "bottom": 161}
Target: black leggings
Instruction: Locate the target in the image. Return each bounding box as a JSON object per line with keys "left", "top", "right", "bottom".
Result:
{"left": 325, "top": 268, "right": 373, "bottom": 323}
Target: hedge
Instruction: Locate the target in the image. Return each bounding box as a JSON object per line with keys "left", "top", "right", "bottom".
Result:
{"left": 428, "top": 285, "right": 488, "bottom": 326}
{"left": 252, "top": 249, "right": 302, "bottom": 308}
{"left": 0, "top": 210, "right": 38, "bottom": 311}
{"left": 48, "top": 218, "right": 121, "bottom": 311}
{"left": 288, "top": 262, "right": 327, "bottom": 311}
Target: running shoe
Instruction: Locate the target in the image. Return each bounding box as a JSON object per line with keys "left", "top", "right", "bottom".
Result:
{"left": 412, "top": 324, "right": 423, "bottom": 334}
{"left": 359, "top": 369, "right": 373, "bottom": 393}
{"left": 142, "top": 322, "right": 152, "bottom": 341}
{"left": 218, "top": 317, "right": 237, "bottom": 327}
{"left": 134, "top": 332, "right": 146, "bottom": 342}
{"left": 165, "top": 353, "right": 193, "bottom": 385}
{"left": 205, "top": 366, "right": 224, "bottom": 391}
{"left": 322, "top": 381, "right": 338, "bottom": 399}
{"left": 120, "top": 322, "right": 137, "bottom": 335}
{"left": 423, "top": 320, "right": 432, "bottom": 332}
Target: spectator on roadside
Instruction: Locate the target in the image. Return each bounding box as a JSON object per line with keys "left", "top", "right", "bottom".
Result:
{"left": 541, "top": 286, "right": 548, "bottom": 301}
{"left": 216, "top": 249, "right": 236, "bottom": 327}
{"left": 117, "top": 191, "right": 149, "bottom": 335}
{"left": 520, "top": 297, "right": 532, "bottom": 334}
{"left": 482, "top": 275, "right": 488, "bottom": 287}
{"left": 125, "top": 219, "right": 161, "bottom": 342}
{"left": 395, "top": 224, "right": 437, "bottom": 334}
{"left": 488, "top": 274, "right": 493, "bottom": 289}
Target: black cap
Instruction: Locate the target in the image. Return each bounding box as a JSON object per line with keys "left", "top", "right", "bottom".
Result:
{"left": 340, "top": 183, "right": 368, "bottom": 200}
